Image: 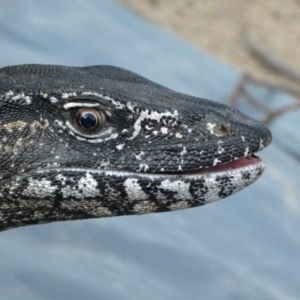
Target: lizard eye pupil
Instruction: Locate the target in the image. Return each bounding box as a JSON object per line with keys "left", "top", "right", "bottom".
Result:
{"left": 74, "top": 108, "right": 105, "bottom": 133}
{"left": 80, "top": 112, "right": 97, "bottom": 129}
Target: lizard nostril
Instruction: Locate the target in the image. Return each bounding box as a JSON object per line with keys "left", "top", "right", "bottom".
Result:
{"left": 212, "top": 124, "right": 229, "bottom": 137}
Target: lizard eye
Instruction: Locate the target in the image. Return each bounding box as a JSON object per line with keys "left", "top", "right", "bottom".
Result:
{"left": 73, "top": 108, "right": 106, "bottom": 133}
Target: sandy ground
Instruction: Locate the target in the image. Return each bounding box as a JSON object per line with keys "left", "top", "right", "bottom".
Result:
{"left": 117, "top": 0, "right": 300, "bottom": 97}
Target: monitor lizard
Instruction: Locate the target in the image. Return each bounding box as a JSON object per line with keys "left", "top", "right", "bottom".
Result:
{"left": 0, "top": 64, "right": 272, "bottom": 231}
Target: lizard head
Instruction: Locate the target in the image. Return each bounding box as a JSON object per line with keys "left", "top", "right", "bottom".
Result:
{"left": 0, "top": 64, "right": 272, "bottom": 230}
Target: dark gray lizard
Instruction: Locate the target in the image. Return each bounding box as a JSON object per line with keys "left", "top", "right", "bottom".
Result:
{"left": 0, "top": 64, "right": 272, "bottom": 231}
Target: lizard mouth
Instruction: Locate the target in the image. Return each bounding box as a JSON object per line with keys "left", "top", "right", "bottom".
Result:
{"left": 187, "top": 155, "right": 264, "bottom": 175}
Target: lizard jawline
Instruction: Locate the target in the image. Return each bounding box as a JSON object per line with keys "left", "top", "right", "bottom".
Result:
{"left": 34, "top": 155, "right": 265, "bottom": 179}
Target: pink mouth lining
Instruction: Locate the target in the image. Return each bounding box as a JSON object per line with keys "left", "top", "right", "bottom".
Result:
{"left": 199, "top": 155, "right": 264, "bottom": 174}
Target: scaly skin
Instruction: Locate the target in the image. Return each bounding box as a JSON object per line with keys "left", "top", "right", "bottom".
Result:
{"left": 0, "top": 64, "right": 272, "bottom": 231}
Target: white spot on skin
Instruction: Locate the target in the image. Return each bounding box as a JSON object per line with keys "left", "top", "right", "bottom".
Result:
{"left": 98, "top": 160, "right": 111, "bottom": 168}
{"left": 44, "top": 162, "right": 61, "bottom": 168}
{"left": 58, "top": 173, "right": 101, "bottom": 199}
{"left": 244, "top": 146, "right": 250, "bottom": 157}
{"left": 207, "top": 123, "right": 216, "bottom": 135}
{"left": 25, "top": 96, "right": 32, "bottom": 105}
{"left": 213, "top": 158, "right": 222, "bottom": 166}
{"left": 10, "top": 92, "right": 32, "bottom": 104}
{"left": 3, "top": 121, "right": 27, "bottom": 133}
{"left": 124, "top": 178, "right": 149, "bottom": 201}
{"left": 126, "top": 102, "right": 137, "bottom": 112}
{"left": 180, "top": 146, "right": 187, "bottom": 156}
{"left": 50, "top": 96, "right": 58, "bottom": 103}
{"left": 158, "top": 179, "right": 192, "bottom": 201}
{"left": 63, "top": 102, "right": 100, "bottom": 109}
{"left": 128, "top": 109, "right": 178, "bottom": 140}
{"left": 241, "top": 136, "right": 245, "bottom": 142}
{"left": 55, "top": 174, "right": 68, "bottom": 186}
{"left": 217, "top": 146, "right": 224, "bottom": 154}
{"left": 82, "top": 92, "right": 125, "bottom": 109}
{"left": 134, "top": 151, "right": 145, "bottom": 160}
{"left": 61, "top": 92, "right": 77, "bottom": 99}
{"left": 23, "top": 178, "right": 57, "bottom": 198}
{"left": 4, "top": 91, "right": 31, "bottom": 104}
{"left": 175, "top": 132, "right": 182, "bottom": 138}
{"left": 116, "top": 143, "right": 125, "bottom": 150}
{"left": 29, "top": 121, "right": 47, "bottom": 135}
{"left": 54, "top": 119, "right": 67, "bottom": 130}
{"left": 161, "top": 127, "right": 168, "bottom": 135}
{"left": 145, "top": 125, "right": 153, "bottom": 131}
{"left": 138, "top": 163, "right": 149, "bottom": 172}
{"left": 259, "top": 139, "right": 265, "bottom": 150}
{"left": 5, "top": 91, "right": 14, "bottom": 98}
{"left": 107, "top": 133, "right": 118, "bottom": 141}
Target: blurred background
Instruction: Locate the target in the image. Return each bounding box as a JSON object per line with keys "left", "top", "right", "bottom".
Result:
{"left": 119, "top": 0, "right": 300, "bottom": 103}
{"left": 1, "top": 0, "right": 300, "bottom": 299}
{"left": 119, "top": 0, "right": 300, "bottom": 127}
